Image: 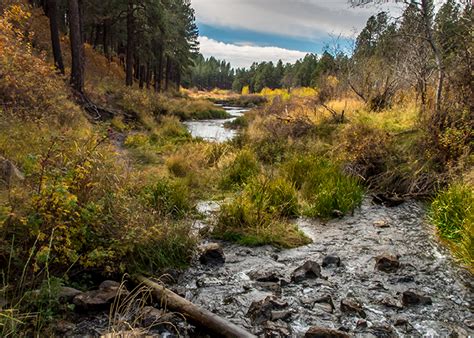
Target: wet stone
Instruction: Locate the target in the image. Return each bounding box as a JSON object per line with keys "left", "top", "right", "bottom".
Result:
{"left": 247, "top": 296, "right": 288, "bottom": 325}
{"left": 271, "top": 310, "right": 292, "bottom": 321}
{"left": 375, "top": 254, "right": 400, "bottom": 273}
{"left": 198, "top": 243, "right": 225, "bottom": 266}
{"left": 340, "top": 297, "right": 367, "bottom": 318}
{"left": 374, "top": 220, "right": 390, "bottom": 228}
{"left": 291, "top": 261, "right": 322, "bottom": 283}
{"left": 379, "top": 295, "right": 403, "bottom": 309}
{"left": 314, "top": 294, "right": 335, "bottom": 313}
{"left": 401, "top": 290, "right": 432, "bottom": 307}
{"left": 263, "top": 321, "right": 292, "bottom": 337}
{"left": 304, "top": 326, "right": 350, "bottom": 338}
{"left": 248, "top": 270, "right": 280, "bottom": 283}
{"left": 322, "top": 255, "right": 341, "bottom": 268}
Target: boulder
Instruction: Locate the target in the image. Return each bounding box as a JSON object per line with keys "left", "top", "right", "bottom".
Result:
{"left": 73, "top": 280, "right": 129, "bottom": 311}
{"left": 58, "top": 287, "right": 83, "bottom": 303}
{"left": 199, "top": 243, "right": 225, "bottom": 266}
{"left": 291, "top": 261, "right": 322, "bottom": 282}
{"left": 0, "top": 156, "right": 24, "bottom": 187}
{"left": 401, "top": 291, "right": 432, "bottom": 307}
{"left": 322, "top": 255, "right": 341, "bottom": 268}
{"left": 375, "top": 254, "right": 400, "bottom": 273}
{"left": 305, "top": 326, "right": 350, "bottom": 338}
{"left": 247, "top": 296, "right": 288, "bottom": 325}
{"left": 340, "top": 298, "right": 366, "bottom": 318}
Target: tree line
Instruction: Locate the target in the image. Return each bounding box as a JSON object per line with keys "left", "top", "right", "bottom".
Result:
{"left": 30, "top": 0, "right": 199, "bottom": 94}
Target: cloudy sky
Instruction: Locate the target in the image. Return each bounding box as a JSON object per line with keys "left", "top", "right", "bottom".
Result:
{"left": 192, "top": 0, "right": 392, "bottom": 68}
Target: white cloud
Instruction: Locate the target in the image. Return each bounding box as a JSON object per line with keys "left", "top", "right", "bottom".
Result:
{"left": 198, "top": 36, "right": 307, "bottom": 68}
{"left": 191, "top": 0, "right": 396, "bottom": 39}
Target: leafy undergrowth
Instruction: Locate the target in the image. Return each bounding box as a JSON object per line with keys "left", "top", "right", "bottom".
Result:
{"left": 429, "top": 182, "right": 473, "bottom": 269}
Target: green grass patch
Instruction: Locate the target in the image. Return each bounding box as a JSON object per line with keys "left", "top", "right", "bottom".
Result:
{"left": 282, "top": 156, "right": 365, "bottom": 218}
{"left": 145, "top": 179, "right": 193, "bottom": 219}
{"left": 214, "top": 175, "right": 309, "bottom": 248}
{"left": 429, "top": 183, "right": 473, "bottom": 267}
{"left": 127, "top": 222, "right": 196, "bottom": 273}
{"left": 220, "top": 149, "right": 260, "bottom": 189}
{"left": 224, "top": 116, "right": 248, "bottom": 129}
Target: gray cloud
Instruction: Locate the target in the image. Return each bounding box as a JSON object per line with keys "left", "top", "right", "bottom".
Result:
{"left": 192, "top": 0, "right": 394, "bottom": 39}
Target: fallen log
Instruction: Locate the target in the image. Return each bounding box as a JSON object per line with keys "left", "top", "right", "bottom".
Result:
{"left": 136, "top": 275, "right": 256, "bottom": 338}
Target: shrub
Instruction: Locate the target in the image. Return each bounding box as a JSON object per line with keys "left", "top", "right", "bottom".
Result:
{"left": 146, "top": 179, "right": 193, "bottom": 219}
{"left": 220, "top": 149, "right": 260, "bottom": 189}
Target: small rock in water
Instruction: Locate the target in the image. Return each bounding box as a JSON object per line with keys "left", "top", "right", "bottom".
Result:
{"left": 314, "top": 294, "right": 335, "bottom": 313}
{"left": 73, "top": 280, "right": 128, "bottom": 311}
{"left": 322, "top": 255, "right": 341, "bottom": 268}
{"left": 379, "top": 295, "right": 403, "bottom": 309}
{"left": 291, "top": 261, "right": 322, "bottom": 282}
{"left": 247, "top": 296, "right": 288, "bottom": 325}
{"left": 304, "top": 326, "right": 350, "bottom": 338}
{"left": 401, "top": 290, "right": 432, "bottom": 306}
{"left": 248, "top": 270, "right": 280, "bottom": 283}
{"left": 372, "top": 193, "right": 405, "bottom": 207}
{"left": 373, "top": 220, "right": 390, "bottom": 228}
{"left": 375, "top": 254, "right": 400, "bottom": 273}
{"left": 340, "top": 298, "right": 367, "bottom": 318}
{"left": 271, "top": 310, "right": 292, "bottom": 321}
{"left": 263, "top": 321, "right": 292, "bottom": 337}
{"left": 198, "top": 243, "right": 225, "bottom": 266}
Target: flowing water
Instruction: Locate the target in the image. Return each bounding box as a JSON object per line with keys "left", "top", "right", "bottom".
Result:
{"left": 183, "top": 105, "right": 249, "bottom": 142}
{"left": 176, "top": 199, "right": 473, "bottom": 337}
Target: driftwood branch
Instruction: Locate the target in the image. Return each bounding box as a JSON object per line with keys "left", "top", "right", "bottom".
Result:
{"left": 136, "top": 275, "right": 256, "bottom": 338}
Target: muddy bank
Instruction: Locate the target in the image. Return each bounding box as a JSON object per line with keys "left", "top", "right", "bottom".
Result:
{"left": 176, "top": 199, "right": 473, "bottom": 337}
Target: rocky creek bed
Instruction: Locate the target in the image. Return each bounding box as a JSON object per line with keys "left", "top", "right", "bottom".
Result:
{"left": 172, "top": 198, "right": 473, "bottom": 337}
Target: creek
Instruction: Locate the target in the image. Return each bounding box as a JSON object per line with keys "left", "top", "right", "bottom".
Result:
{"left": 183, "top": 105, "right": 249, "bottom": 142}
{"left": 175, "top": 199, "right": 473, "bottom": 337}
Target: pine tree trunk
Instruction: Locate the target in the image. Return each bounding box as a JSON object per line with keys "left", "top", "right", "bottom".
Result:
{"left": 165, "top": 56, "right": 171, "bottom": 91}
{"left": 125, "top": 0, "right": 134, "bottom": 86}
{"left": 47, "top": 0, "right": 65, "bottom": 75}
{"left": 68, "top": 0, "right": 84, "bottom": 93}
{"left": 102, "top": 20, "right": 109, "bottom": 60}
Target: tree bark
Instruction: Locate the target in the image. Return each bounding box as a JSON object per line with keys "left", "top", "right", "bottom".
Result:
{"left": 137, "top": 276, "right": 256, "bottom": 338}
{"left": 47, "top": 0, "right": 65, "bottom": 75}
{"left": 102, "top": 20, "right": 109, "bottom": 60}
{"left": 125, "top": 0, "right": 134, "bottom": 86}
{"left": 68, "top": 0, "right": 84, "bottom": 93}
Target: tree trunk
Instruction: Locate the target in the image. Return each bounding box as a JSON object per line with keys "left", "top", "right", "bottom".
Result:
{"left": 139, "top": 64, "right": 145, "bottom": 89}
{"left": 47, "top": 0, "right": 65, "bottom": 75}
{"left": 102, "top": 20, "right": 109, "bottom": 60}
{"left": 125, "top": 0, "right": 134, "bottom": 86}
{"left": 165, "top": 56, "right": 171, "bottom": 91}
{"left": 146, "top": 63, "right": 151, "bottom": 89}
{"left": 155, "top": 46, "right": 163, "bottom": 92}
{"left": 136, "top": 276, "right": 256, "bottom": 338}
{"left": 68, "top": 0, "right": 84, "bottom": 93}
{"left": 421, "top": 0, "right": 444, "bottom": 123}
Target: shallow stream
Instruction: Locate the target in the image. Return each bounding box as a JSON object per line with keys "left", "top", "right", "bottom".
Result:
{"left": 175, "top": 199, "right": 473, "bottom": 337}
